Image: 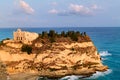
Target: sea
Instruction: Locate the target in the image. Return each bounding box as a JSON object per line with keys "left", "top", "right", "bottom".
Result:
{"left": 0, "top": 27, "right": 120, "bottom": 80}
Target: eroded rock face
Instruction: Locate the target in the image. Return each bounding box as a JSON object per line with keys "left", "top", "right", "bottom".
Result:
{"left": 0, "top": 62, "right": 7, "bottom": 80}
{"left": 32, "top": 42, "right": 108, "bottom": 78}
{"left": 0, "top": 41, "right": 108, "bottom": 78}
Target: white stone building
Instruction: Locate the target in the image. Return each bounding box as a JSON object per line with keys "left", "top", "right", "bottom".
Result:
{"left": 13, "top": 29, "right": 39, "bottom": 44}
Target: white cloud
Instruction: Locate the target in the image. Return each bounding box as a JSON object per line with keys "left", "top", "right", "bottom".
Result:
{"left": 70, "top": 4, "right": 84, "bottom": 12}
{"left": 19, "top": 0, "right": 34, "bottom": 14}
{"left": 49, "top": 4, "right": 100, "bottom": 16}
{"left": 69, "top": 4, "right": 92, "bottom": 15}
{"left": 91, "top": 4, "right": 99, "bottom": 10}
{"left": 48, "top": 9, "right": 58, "bottom": 14}
{"left": 51, "top": 2, "right": 57, "bottom": 6}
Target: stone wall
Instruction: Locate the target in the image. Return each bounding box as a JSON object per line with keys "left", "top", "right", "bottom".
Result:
{"left": 13, "top": 29, "right": 38, "bottom": 44}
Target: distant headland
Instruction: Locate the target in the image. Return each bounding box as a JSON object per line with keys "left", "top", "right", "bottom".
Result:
{"left": 0, "top": 29, "right": 108, "bottom": 80}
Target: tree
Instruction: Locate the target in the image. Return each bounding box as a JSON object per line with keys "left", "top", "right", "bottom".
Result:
{"left": 84, "top": 32, "right": 86, "bottom": 36}
{"left": 61, "top": 31, "right": 65, "bottom": 37}
{"left": 49, "top": 30, "right": 56, "bottom": 37}
{"left": 76, "top": 31, "right": 81, "bottom": 36}
{"left": 5, "top": 38, "right": 10, "bottom": 40}
{"left": 0, "top": 41, "right": 3, "bottom": 45}
{"left": 66, "top": 31, "right": 78, "bottom": 41}
{"left": 49, "top": 37, "right": 55, "bottom": 43}
{"left": 21, "top": 45, "right": 32, "bottom": 54}
{"left": 42, "top": 31, "right": 48, "bottom": 38}
{"left": 70, "top": 32, "right": 78, "bottom": 41}
{"left": 48, "top": 30, "right": 56, "bottom": 43}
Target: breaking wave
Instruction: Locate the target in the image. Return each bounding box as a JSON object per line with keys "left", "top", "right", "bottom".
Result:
{"left": 99, "top": 51, "right": 112, "bottom": 57}
{"left": 86, "top": 69, "right": 112, "bottom": 79}
{"left": 101, "top": 58, "right": 108, "bottom": 60}
{"left": 59, "top": 69, "right": 112, "bottom": 80}
{"left": 60, "top": 75, "right": 83, "bottom": 80}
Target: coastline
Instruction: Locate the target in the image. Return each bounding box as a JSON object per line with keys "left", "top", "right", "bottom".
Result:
{"left": 8, "top": 66, "right": 108, "bottom": 80}
{"left": 9, "top": 72, "right": 39, "bottom": 80}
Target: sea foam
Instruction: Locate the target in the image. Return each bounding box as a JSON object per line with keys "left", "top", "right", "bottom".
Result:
{"left": 60, "top": 75, "right": 83, "bottom": 80}
{"left": 86, "top": 69, "right": 112, "bottom": 79}
{"left": 99, "top": 51, "right": 112, "bottom": 57}
{"left": 59, "top": 69, "right": 112, "bottom": 80}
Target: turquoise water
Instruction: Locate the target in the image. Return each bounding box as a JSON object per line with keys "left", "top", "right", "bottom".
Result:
{"left": 0, "top": 27, "right": 120, "bottom": 80}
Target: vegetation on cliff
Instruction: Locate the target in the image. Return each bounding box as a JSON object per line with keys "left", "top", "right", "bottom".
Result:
{"left": 37, "top": 30, "right": 91, "bottom": 43}
{"left": 0, "top": 41, "right": 3, "bottom": 45}
{"left": 0, "top": 38, "right": 10, "bottom": 46}
{"left": 33, "top": 30, "right": 89, "bottom": 45}
{"left": 21, "top": 44, "right": 32, "bottom": 54}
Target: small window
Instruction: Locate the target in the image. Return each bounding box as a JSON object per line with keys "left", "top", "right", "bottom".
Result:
{"left": 17, "top": 37, "right": 18, "bottom": 40}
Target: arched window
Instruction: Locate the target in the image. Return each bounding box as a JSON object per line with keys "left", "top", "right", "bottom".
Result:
{"left": 18, "top": 37, "right": 20, "bottom": 40}
{"left": 17, "top": 37, "right": 18, "bottom": 40}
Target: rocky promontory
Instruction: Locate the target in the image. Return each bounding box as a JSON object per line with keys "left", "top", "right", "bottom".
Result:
{"left": 0, "top": 30, "right": 108, "bottom": 80}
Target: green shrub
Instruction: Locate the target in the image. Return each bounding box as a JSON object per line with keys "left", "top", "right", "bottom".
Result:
{"left": 0, "top": 41, "right": 3, "bottom": 45}
{"left": 61, "top": 31, "right": 65, "bottom": 37}
{"left": 71, "top": 47, "right": 75, "bottom": 51}
{"left": 49, "top": 37, "right": 55, "bottom": 43}
{"left": 49, "top": 30, "right": 56, "bottom": 37}
{"left": 5, "top": 38, "right": 10, "bottom": 40}
{"left": 21, "top": 45, "right": 32, "bottom": 54}
{"left": 42, "top": 31, "right": 48, "bottom": 38}
{"left": 0, "top": 38, "right": 10, "bottom": 46}
{"left": 70, "top": 34, "right": 78, "bottom": 41}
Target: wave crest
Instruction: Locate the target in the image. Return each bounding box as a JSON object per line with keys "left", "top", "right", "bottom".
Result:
{"left": 60, "top": 69, "right": 112, "bottom": 80}
{"left": 99, "top": 51, "right": 112, "bottom": 57}
{"left": 60, "top": 75, "right": 83, "bottom": 80}
{"left": 86, "top": 69, "right": 112, "bottom": 79}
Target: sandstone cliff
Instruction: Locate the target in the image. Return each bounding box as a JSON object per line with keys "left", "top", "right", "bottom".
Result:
{"left": 0, "top": 40, "right": 108, "bottom": 79}
{"left": 0, "top": 30, "right": 108, "bottom": 79}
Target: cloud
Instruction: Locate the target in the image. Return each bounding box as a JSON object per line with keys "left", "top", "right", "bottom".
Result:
{"left": 51, "top": 2, "right": 57, "bottom": 6}
{"left": 48, "top": 9, "right": 58, "bottom": 14}
{"left": 19, "top": 0, "right": 34, "bottom": 14}
{"left": 48, "top": 4, "right": 100, "bottom": 16}
{"left": 69, "top": 4, "right": 92, "bottom": 16}
{"left": 48, "top": 4, "right": 101, "bottom": 16}
{"left": 91, "top": 4, "right": 99, "bottom": 10}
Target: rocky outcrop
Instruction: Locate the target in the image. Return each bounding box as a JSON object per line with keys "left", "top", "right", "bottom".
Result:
{"left": 0, "top": 41, "right": 108, "bottom": 80}
{"left": 0, "top": 62, "right": 7, "bottom": 80}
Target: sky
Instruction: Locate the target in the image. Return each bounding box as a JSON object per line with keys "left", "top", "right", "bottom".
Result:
{"left": 0, "top": 0, "right": 120, "bottom": 27}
